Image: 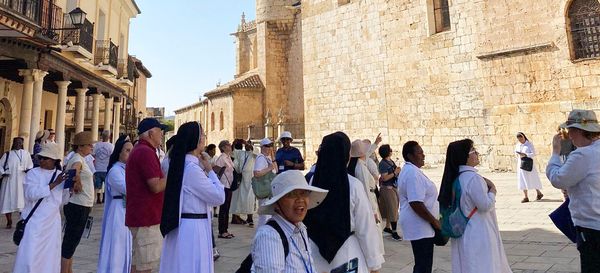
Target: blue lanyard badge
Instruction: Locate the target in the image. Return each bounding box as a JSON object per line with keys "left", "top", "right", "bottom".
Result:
{"left": 289, "top": 232, "right": 313, "bottom": 273}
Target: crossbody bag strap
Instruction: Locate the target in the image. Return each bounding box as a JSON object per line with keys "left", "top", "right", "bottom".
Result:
{"left": 24, "top": 170, "right": 58, "bottom": 224}
{"left": 241, "top": 153, "right": 250, "bottom": 170}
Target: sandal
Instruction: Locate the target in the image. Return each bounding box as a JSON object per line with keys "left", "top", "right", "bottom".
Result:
{"left": 536, "top": 193, "right": 544, "bottom": 201}
{"left": 521, "top": 197, "right": 529, "bottom": 203}
{"left": 218, "top": 233, "right": 234, "bottom": 239}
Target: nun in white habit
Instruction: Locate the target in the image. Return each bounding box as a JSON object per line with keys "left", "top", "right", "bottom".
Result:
{"left": 515, "top": 132, "right": 544, "bottom": 203}
{"left": 0, "top": 137, "right": 33, "bottom": 228}
{"left": 13, "top": 143, "right": 67, "bottom": 273}
{"left": 304, "top": 132, "right": 385, "bottom": 273}
{"left": 97, "top": 135, "right": 133, "bottom": 273}
{"left": 159, "top": 122, "right": 225, "bottom": 273}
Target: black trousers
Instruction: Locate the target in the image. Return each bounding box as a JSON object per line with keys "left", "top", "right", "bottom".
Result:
{"left": 410, "top": 237, "right": 435, "bottom": 273}
{"left": 218, "top": 188, "right": 232, "bottom": 234}
{"left": 576, "top": 226, "right": 600, "bottom": 273}
{"left": 62, "top": 203, "right": 92, "bottom": 259}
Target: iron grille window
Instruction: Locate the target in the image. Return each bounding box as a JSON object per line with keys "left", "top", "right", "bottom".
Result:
{"left": 433, "top": 0, "right": 450, "bottom": 33}
{"left": 569, "top": 0, "right": 600, "bottom": 60}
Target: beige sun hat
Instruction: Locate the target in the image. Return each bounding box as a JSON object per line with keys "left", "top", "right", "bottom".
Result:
{"left": 72, "top": 131, "right": 96, "bottom": 146}
{"left": 258, "top": 170, "right": 328, "bottom": 215}
{"left": 350, "top": 139, "right": 366, "bottom": 158}
{"left": 561, "top": 109, "right": 600, "bottom": 133}
{"left": 37, "top": 143, "right": 62, "bottom": 160}
{"left": 35, "top": 130, "right": 50, "bottom": 142}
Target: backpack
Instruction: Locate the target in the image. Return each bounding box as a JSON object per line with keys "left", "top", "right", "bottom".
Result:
{"left": 236, "top": 220, "right": 289, "bottom": 273}
{"left": 440, "top": 174, "right": 478, "bottom": 238}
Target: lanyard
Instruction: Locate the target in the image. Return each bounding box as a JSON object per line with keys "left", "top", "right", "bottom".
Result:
{"left": 13, "top": 150, "right": 23, "bottom": 163}
{"left": 289, "top": 231, "right": 313, "bottom": 273}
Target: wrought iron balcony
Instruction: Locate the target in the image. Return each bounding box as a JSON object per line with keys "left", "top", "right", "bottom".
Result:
{"left": 117, "top": 56, "right": 135, "bottom": 79}
{"left": 94, "top": 39, "right": 118, "bottom": 68}
{"left": 0, "top": 0, "right": 64, "bottom": 42}
{"left": 61, "top": 15, "right": 93, "bottom": 54}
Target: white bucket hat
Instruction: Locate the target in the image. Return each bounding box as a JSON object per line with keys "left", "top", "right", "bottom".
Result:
{"left": 37, "top": 143, "right": 62, "bottom": 160}
{"left": 561, "top": 109, "right": 600, "bottom": 133}
{"left": 260, "top": 138, "right": 273, "bottom": 146}
{"left": 258, "top": 170, "right": 328, "bottom": 215}
{"left": 279, "top": 131, "right": 293, "bottom": 140}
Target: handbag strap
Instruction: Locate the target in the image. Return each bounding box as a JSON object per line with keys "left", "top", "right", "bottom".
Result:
{"left": 241, "top": 153, "right": 250, "bottom": 170}
{"left": 455, "top": 170, "right": 478, "bottom": 218}
{"left": 24, "top": 170, "right": 58, "bottom": 224}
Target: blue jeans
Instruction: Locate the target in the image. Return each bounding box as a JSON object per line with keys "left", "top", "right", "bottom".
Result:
{"left": 94, "top": 172, "right": 107, "bottom": 189}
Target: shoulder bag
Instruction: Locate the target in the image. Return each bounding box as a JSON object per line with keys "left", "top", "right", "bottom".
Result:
{"left": 440, "top": 172, "right": 478, "bottom": 238}
{"left": 231, "top": 153, "right": 249, "bottom": 192}
{"left": 520, "top": 157, "right": 533, "bottom": 171}
{"left": 13, "top": 170, "right": 58, "bottom": 245}
{"left": 251, "top": 156, "right": 276, "bottom": 199}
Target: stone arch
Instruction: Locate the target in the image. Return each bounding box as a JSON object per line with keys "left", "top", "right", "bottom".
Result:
{"left": 219, "top": 111, "right": 224, "bottom": 131}
{"left": 0, "top": 94, "right": 15, "bottom": 152}
{"left": 565, "top": 0, "right": 600, "bottom": 60}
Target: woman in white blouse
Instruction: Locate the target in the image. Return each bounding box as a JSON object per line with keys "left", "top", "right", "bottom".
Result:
{"left": 438, "top": 139, "right": 512, "bottom": 273}
{"left": 97, "top": 135, "right": 133, "bottom": 273}
{"left": 251, "top": 170, "right": 328, "bottom": 272}
{"left": 547, "top": 109, "right": 600, "bottom": 272}
{"left": 304, "top": 132, "right": 385, "bottom": 273}
{"left": 159, "top": 122, "right": 225, "bottom": 273}
{"left": 13, "top": 143, "right": 67, "bottom": 273}
{"left": 397, "top": 141, "right": 440, "bottom": 273}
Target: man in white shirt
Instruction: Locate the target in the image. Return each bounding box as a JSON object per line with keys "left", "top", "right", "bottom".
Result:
{"left": 93, "top": 130, "right": 114, "bottom": 204}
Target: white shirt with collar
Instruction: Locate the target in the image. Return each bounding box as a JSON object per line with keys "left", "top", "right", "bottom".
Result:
{"left": 251, "top": 214, "right": 314, "bottom": 273}
{"left": 397, "top": 162, "right": 439, "bottom": 241}
{"left": 546, "top": 140, "right": 600, "bottom": 231}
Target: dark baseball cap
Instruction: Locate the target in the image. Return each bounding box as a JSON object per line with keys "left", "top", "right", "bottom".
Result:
{"left": 138, "top": 118, "right": 168, "bottom": 134}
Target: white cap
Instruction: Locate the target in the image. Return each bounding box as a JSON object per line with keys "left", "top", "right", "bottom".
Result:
{"left": 279, "top": 131, "right": 292, "bottom": 140}
{"left": 258, "top": 170, "right": 328, "bottom": 215}
{"left": 260, "top": 138, "right": 273, "bottom": 146}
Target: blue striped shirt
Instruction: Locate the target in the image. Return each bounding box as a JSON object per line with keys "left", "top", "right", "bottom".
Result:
{"left": 251, "top": 214, "right": 314, "bottom": 273}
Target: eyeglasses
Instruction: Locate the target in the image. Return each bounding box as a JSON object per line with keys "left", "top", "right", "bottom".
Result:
{"left": 263, "top": 144, "right": 273, "bottom": 148}
{"left": 283, "top": 190, "right": 310, "bottom": 199}
{"left": 469, "top": 148, "right": 478, "bottom": 155}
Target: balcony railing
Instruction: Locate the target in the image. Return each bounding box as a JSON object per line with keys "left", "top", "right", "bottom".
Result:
{"left": 94, "top": 40, "right": 118, "bottom": 68}
{"left": 61, "top": 15, "right": 93, "bottom": 53}
{"left": 0, "top": 0, "right": 64, "bottom": 41}
{"left": 117, "top": 56, "right": 135, "bottom": 79}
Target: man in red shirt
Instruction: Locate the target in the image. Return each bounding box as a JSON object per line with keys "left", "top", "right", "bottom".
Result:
{"left": 126, "top": 118, "right": 167, "bottom": 273}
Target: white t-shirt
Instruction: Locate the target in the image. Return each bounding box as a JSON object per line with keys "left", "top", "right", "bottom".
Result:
{"left": 253, "top": 154, "right": 274, "bottom": 173}
{"left": 397, "top": 162, "right": 440, "bottom": 241}
{"left": 93, "top": 141, "right": 114, "bottom": 172}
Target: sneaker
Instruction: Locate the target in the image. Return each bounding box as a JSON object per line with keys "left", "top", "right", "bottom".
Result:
{"left": 391, "top": 232, "right": 402, "bottom": 241}
{"left": 247, "top": 221, "right": 254, "bottom": 227}
{"left": 213, "top": 248, "right": 220, "bottom": 261}
{"left": 383, "top": 228, "right": 393, "bottom": 234}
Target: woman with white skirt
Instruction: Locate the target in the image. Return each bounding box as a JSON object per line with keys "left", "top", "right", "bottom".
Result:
{"left": 159, "top": 122, "right": 225, "bottom": 273}
{"left": 13, "top": 143, "right": 67, "bottom": 273}
{"left": 97, "top": 135, "right": 133, "bottom": 273}
{"left": 515, "top": 132, "right": 543, "bottom": 203}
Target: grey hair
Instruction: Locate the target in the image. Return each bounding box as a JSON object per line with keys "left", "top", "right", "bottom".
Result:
{"left": 101, "top": 130, "right": 111, "bottom": 139}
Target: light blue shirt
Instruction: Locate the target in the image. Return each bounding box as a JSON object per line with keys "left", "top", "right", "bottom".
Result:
{"left": 251, "top": 214, "right": 314, "bottom": 273}
{"left": 546, "top": 140, "right": 600, "bottom": 231}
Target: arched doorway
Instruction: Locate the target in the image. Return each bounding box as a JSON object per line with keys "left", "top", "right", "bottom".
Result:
{"left": 0, "top": 98, "right": 13, "bottom": 153}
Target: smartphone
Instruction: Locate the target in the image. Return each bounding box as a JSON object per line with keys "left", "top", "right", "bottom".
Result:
{"left": 63, "top": 169, "right": 76, "bottom": 189}
{"left": 330, "top": 257, "right": 359, "bottom": 273}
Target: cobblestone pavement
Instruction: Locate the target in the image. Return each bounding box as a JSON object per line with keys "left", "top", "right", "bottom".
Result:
{"left": 0, "top": 168, "right": 580, "bottom": 273}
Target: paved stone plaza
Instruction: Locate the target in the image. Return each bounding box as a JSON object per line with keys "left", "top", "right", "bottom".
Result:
{"left": 0, "top": 168, "right": 580, "bottom": 273}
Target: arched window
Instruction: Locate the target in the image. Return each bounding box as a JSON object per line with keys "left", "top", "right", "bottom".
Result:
{"left": 568, "top": 0, "right": 600, "bottom": 60}
{"left": 211, "top": 112, "right": 215, "bottom": 131}
{"left": 219, "top": 111, "right": 224, "bottom": 131}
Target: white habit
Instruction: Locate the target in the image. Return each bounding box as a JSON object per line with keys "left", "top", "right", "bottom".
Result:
{"left": 515, "top": 141, "right": 543, "bottom": 190}
{"left": 0, "top": 149, "right": 33, "bottom": 214}
{"left": 352, "top": 159, "right": 381, "bottom": 219}
{"left": 159, "top": 155, "right": 225, "bottom": 273}
{"left": 451, "top": 166, "right": 512, "bottom": 273}
{"left": 13, "top": 168, "right": 64, "bottom": 273}
{"left": 231, "top": 149, "right": 257, "bottom": 214}
{"left": 97, "top": 162, "right": 132, "bottom": 273}
{"left": 310, "top": 175, "right": 385, "bottom": 273}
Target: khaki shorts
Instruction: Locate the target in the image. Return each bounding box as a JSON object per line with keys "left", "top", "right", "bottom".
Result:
{"left": 130, "top": 225, "right": 163, "bottom": 271}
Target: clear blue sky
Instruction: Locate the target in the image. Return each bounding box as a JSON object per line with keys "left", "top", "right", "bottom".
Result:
{"left": 128, "top": 1, "right": 256, "bottom": 116}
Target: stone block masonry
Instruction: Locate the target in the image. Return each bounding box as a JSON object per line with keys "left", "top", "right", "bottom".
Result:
{"left": 301, "top": 0, "right": 600, "bottom": 170}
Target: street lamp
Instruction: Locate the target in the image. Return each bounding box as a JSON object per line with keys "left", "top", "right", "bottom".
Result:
{"left": 137, "top": 111, "right": 143, "bottom": 120}
{"left": 68, "top": 8, "right": 87, "bottom": 27}
{"left": 126, "top": 101, "right": 132, "bottom": 111}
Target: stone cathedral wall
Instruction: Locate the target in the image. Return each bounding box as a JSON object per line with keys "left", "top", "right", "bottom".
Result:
{"left": 301, "top": 0, "right": 600, "bottom": 171}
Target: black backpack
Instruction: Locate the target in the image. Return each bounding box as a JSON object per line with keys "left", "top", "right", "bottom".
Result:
{"left": 236, "top": 220, "right": 289, "bottom": 273}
